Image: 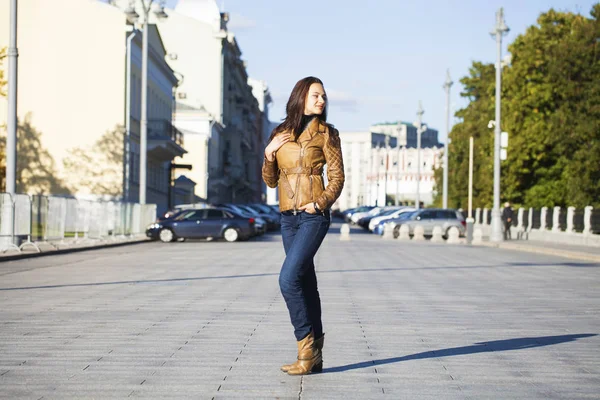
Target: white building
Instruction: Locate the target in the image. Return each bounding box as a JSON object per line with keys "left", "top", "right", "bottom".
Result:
{"left": 0, "top": 0, "right": 185, "bottom": 215}
{"left": 248, "top": 78, "right": 275, "bottom": 205}
{"left": 338, "top": 122, "right": 443, "bottom": 210}
{"left": 158, "top": 0, "right": 266, "bottom": 204}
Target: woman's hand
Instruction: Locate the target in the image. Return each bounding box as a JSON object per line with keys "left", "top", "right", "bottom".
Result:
{"left": 298, "top": 202, "right": 318, "bottom": 214}
{"left": 265, "top": 133, "right": 291, "bottom": 161}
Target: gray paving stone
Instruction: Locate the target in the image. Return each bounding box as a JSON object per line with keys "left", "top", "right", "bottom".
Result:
{"left": 1, "top": 223, "right": 599, "bottom": 399}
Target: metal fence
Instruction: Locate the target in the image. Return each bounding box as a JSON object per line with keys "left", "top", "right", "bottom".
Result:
{"left": 0, "top": 193, "right": 157, "bottom": 253}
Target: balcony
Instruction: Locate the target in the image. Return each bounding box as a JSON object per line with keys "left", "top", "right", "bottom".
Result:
{"left": 147, "top": 119, "right": 187, "bottom": 160}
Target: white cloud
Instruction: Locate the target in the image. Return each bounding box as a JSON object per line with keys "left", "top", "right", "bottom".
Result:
{"left": 326, "top": 89, "right": 359, "bottom": 114}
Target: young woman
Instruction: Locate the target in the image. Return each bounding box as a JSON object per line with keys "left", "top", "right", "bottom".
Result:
{"left": 262, "top": 76, "right": 345, "bottom": 375}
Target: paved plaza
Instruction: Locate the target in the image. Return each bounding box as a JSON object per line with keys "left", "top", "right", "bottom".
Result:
{"left": 0, "top": 222, "right": 599, "bottom": 399}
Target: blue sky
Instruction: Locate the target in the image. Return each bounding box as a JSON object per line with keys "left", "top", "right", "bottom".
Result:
{"left": 167, "top": 0, "right": 597, "bottom": 142}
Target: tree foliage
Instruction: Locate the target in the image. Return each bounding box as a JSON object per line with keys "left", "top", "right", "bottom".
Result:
{"left": 435, "top": 4, "right": 600, "bottom": 209}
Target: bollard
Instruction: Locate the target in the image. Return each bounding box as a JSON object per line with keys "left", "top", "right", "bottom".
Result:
{"left": 431, "top": 226, "right": 444, "bottom": 243}
{"left": 398, "top": 224, "right": 410, "bottom": 241}
{"left": 413, "top": 225, "right": 425, "bottom": 241}
{"left": 340, "top": 223, "right": 351, "bottom": 241}
{"left": 466, "top": 217, "right": 474, "bottom": 245}
{"left": 447, "top": 227, "right": 460, "bottom": 244}
{"left": 473, "top": 226, "right": 483, "bottom": 244}
{"left": 382, "top": 222, "right": 395, "bottom": 240}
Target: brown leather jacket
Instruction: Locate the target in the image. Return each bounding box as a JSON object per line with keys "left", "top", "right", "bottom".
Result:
{"left": 262, "top": 118, "right": 345, "bottom": 212}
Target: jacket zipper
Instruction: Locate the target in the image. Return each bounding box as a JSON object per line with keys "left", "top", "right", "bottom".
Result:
{"left": 293, "top": 133, "right": 320, "bottom": 215}
{"left": 293, "top": 144, "right": 303, "bottom": 215}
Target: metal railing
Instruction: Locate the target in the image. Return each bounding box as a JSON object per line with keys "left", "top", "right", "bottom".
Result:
{"left": 0, "top": 193, "right": 157, "bottom": 253}
{"left": 148, "top": 119, "right": 184, "bottom": 147}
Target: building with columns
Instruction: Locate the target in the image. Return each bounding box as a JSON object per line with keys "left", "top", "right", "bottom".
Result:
{"left": 338, "top": 122, "right": 443, "bottom": 210}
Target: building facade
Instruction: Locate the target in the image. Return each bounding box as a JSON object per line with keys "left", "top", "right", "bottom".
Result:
{"left": 159, "top": 0, "right": 267, "bottom": 204}
{"left": 0, "top": 0, "right": 185, "bottom": 215}
{"left": 248, "top": 78, "right": 274, "bottom": 204}
{"left": 338, "top": 122, "right": 443, "bottom": 210}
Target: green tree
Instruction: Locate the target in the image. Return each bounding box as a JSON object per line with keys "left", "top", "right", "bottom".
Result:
{"left": 434, "top": 4, "right": 600, "bottom": 209}
{"left": 503, "top": 4, "right": 600, "bottom": 208}
{"left": 433, "top": 62, "right": 496, "bottom": 209}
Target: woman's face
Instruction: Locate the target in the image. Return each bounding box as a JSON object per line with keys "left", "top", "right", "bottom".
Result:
{"left": 304, "top": 83, "right": 327, "bottom": 115}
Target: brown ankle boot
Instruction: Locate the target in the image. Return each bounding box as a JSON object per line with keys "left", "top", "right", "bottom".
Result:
{"left": 281, "top": 333, "right": 324, "bottom": 373}
{"left": 286, "top": 332, "right": 322, "bottom": 375}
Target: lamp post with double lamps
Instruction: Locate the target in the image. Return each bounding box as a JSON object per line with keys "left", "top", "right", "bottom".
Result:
{"left": 413, "top": 102, "right": 427, "bottom": 210}
{"left": 119, "top": 0, "right": 168, "bottom": 204}
{"left": 489, "top": 8, "right": 509, "bottom": 242}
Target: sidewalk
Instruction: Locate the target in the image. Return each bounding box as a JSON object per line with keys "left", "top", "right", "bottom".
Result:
{"left": 479, "top": 238, "right": 600, "bottom": 263}
{"left": 0, "top": 223, "right": 598, "bottom": 398}
{"left": 0, "top": 235, "right": 150, "bottom": 262}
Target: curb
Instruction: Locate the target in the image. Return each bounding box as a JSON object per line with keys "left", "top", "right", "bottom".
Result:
{"left": 477, "top": 241, "right": 600, "bottom": 263}
{"left": 0, "top": 239, "right": 151, "bottom": 263}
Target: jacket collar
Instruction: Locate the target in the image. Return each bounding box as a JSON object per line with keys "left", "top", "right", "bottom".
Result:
{"left": 305, "top": 117, "right": 327, "bottom": 138}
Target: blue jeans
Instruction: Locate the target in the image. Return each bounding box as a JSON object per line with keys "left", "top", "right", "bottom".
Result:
{"left": 279, "top": 210, "right": 331, "bottom": 341}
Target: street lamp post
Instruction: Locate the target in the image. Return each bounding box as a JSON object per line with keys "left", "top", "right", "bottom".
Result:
{"left": 395, "top": 122, "right": 407, "bottom": 206}
{"left": 120, "top": 0, "right": 168, "bottom": 204}
{"left": 442, "top": 69, "right": 453, "bottom": 209}
{"left": 5, "top": 0, "right": 18, "bottom": 196}
{"left": 414, "top": 101, "right": 427, "bottom": 210}
{"left": 383, "top": 135, "right": 390, "bottom": 206}
{"left": 490, "top": 8, "right": 509, "bottom": 242}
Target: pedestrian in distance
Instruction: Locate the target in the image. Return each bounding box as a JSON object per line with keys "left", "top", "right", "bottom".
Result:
{"left": 262, "top": 76, "right": 345, "bottom": 375}
{"left": 502, "top": 201, "right": 514, "bottom": 240}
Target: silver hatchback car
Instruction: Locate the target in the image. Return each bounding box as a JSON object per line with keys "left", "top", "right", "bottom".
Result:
{"left": 394, "top": 208, "right": 466, "bottom": 238}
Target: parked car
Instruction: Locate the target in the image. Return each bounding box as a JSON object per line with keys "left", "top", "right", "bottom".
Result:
{"left": 158, "top": 209, "right": 184, "bottom": 222}
{"left": 342, "top": 206, "right": 373, "bottom": 222}
{"left": 368, "top": 207, "right": 416, "bottom": 231}
{"left": 392, "top": 208, "right": 466, "bottom": 238}
{"left": 237, "top": 204, "right": 280, "bottom": 231}
{"left": 374, "top": 211, "right": 417, "bottom": 235}
{"left": 351, "top": 206, "right": 391, "bottom": 225}
{"left": 146, "top": 208, "right": 255, "bottom": 242}
{"left": 357, "top": 207, "right": 404, "bottom": 229}
{"left": 213, "top": 204, "right": 267, "bottom": 235}
{"left": 248, "top": 203, "right": 281, "bottom": 229}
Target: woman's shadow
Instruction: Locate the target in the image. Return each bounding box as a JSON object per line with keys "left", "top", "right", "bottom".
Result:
{"left": 323, "top": 333, "right": 596, "bottom": 373}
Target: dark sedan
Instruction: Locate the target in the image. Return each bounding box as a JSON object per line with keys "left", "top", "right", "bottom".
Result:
{"left": 146, "top": 208, "right": 255, "bottom": 242}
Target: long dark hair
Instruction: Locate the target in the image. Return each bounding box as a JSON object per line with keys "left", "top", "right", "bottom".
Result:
{"left": 269, "top": 76, "right": 335, "bottom": 143}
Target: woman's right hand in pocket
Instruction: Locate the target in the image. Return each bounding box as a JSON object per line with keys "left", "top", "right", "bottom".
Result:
{"left": 265, "top": 133, "right": 291, "bottom": 161}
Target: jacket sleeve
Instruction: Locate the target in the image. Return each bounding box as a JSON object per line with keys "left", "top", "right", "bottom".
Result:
{"left": 262, "top": 155, "right": 279, "bottom": 188}
{"left": 315, "top": 129, "right": 345, "bottom": 210}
